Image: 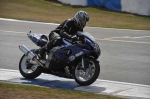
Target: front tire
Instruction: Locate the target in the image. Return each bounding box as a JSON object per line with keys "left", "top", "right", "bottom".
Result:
{"left": 19, "top": 54, "right": 43, "bottom": 79}
{"left": 73, "top": 58, "right": 100, "bottom": 86}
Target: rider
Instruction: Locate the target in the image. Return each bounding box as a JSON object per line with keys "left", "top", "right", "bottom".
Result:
{"left": 38, "top": 11, "right": 89, "bottom": 60}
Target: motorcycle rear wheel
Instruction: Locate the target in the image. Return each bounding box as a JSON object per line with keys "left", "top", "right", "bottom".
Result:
{"left": 73, "top": 58, "right": 100, "bottom": 86}
{"left": 19, "top": 54, "right": 43, "bottom": 79}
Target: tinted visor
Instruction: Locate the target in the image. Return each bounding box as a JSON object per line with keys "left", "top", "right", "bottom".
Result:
{"left": 80, "top": 19, "right": 87, "bottom": 28}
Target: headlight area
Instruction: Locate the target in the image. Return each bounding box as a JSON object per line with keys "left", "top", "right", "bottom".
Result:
{"left": 94, "top": 43, "right": 100, "bottom": 53}
{"left": 85, "top": 39, "right": 101, "bottom": 56}
{"left": 92, "top": 43, "right": 100, "bottom": 56}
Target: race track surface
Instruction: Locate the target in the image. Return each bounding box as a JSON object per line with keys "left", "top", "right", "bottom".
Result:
{"left": 0, "top": 18, "right": 150, "bottom": 85}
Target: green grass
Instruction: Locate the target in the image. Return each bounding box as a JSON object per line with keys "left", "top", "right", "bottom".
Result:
{"left": 0, "top": 0, "right": 150, "bottom": 30}
{"left": 0, "top": 82, "right": 125, "bottom": 99}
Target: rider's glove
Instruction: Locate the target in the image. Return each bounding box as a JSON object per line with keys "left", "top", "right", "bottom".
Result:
{"left": 71, "top": 36, "right": 78, "bottom": 42}
{"left": 78, "top": 36, "right": 85, "bottom": 44}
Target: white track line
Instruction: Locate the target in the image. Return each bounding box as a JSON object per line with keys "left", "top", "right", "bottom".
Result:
{"left": 0, "top": 18, "right": 150, "bottom": 32}
{"left": 132, "top": 36, "right": 150, "bottom": 39}
{"left": 0, "top": 68, "right": 149, "bottom": 87}
{"left": 0, "top": 68, "right": 150, "bottom": 99}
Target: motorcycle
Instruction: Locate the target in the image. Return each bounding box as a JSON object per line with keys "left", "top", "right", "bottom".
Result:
{"left": 19, "top": 31, "right": 101, "bottom": 86}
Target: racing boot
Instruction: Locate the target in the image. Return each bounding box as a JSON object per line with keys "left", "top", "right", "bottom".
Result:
{"left": 38, "top": 46, "right": 47, "bottom": 64}
{"left": 38, "top": 42, "right": 53, "bottom": 64}
{"left": 38, "top": 47, "right": 46, "bottom": 58}
{"left": 46, "top": 42, "right": 53, "bottom": 54}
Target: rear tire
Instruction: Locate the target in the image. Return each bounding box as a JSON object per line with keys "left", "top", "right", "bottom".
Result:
{"left": 19, "top": 54, "right": 43, "bottom": 79}
{"left": 73, "top": 58, "right": 100, "bottom": 86}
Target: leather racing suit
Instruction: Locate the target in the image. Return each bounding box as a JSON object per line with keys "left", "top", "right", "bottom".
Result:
{"left": 39, "top": 18, "right": 83, "bottom": 59}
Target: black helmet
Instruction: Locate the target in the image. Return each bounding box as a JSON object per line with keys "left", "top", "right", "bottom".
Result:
{"left": 74, "top": 11, "right": 89, "bottom": 29}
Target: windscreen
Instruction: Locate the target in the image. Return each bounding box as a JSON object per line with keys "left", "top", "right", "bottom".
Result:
{"left": 77, "top": 32, "right": 95, "bottom": 42}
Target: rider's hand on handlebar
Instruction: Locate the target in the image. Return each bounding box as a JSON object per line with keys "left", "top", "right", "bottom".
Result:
{"left": 71, "top": 36, "right": 78, "bottom": 42}
{"left": 78, "top": 36, "right": 86, "bottom": 44}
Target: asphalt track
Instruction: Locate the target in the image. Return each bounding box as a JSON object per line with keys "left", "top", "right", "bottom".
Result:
{"left": 1, "top": 68, "right": 150, "bottom": 99}
{"left": 0, "top": 18, "right": 150, "bottom": 86}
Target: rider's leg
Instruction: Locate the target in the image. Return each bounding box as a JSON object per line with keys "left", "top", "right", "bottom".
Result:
{"left": 38, "top": 32, "right": 62, "bottom": 59}
{"left": 38, "top": 41, "right": 52, "bottom": 59}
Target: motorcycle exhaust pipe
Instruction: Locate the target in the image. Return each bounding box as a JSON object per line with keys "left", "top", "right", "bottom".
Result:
{"left": 19, "top": 45, "right": 45, "bottom": 68}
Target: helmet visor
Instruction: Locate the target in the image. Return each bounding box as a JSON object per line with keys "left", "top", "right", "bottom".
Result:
{"left": 78, "top": 19, "right": 86, "bottom": 28}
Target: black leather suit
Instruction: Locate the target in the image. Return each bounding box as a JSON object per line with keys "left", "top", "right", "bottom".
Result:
{"left": 39, "top": 18, "right": 83, "bottom": 58}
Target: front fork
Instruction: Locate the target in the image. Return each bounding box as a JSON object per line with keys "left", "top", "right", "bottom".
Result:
{"left": 81, "top": 57, "right": 85, "bottom": 69}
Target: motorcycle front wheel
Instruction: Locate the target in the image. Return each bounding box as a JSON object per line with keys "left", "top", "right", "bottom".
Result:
{"left": 73, "top": 58, "right": 100, "bottom": 86}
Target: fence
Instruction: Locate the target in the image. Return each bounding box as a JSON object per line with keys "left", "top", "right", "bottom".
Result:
{"left": 58, "top": 0, "right": 150, "bottom": 16}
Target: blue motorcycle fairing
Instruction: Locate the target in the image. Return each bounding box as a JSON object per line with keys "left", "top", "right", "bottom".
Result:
{"left": 52, "top": 45, "right": 90, "bottom": 64}
{"left": 27, "top": 33, "right": 48, "bottom": 47}
{"left": 62, "top": 33, "right": 100, "bottom": 58}
{"left": 81, "top": 36, "right": 100, "bottom": 58}
{"left": 27, "top": 32, "right": 100, "bottom": 60}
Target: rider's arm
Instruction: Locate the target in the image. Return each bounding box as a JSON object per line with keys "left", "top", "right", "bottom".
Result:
{"left": 60, "top": 31, "right": 72, "bottom": 39}
{"left": 79, "top": 28, "right": 83, "bottom": 32}
{"left": 59, "top": 20, "right": 72, "bottom": 39}
{"left": 51, "top": 20, "right": 68, "bottom": 33}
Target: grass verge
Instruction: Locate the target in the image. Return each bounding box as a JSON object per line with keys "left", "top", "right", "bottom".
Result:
{"left": 0, "top": 0, "right": 150, "bottom": 30}
{"left": 0, "top": 81, "right": 125, "bottom": 99}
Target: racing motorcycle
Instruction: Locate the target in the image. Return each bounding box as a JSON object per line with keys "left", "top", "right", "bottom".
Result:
{"left": 19, "top": 31, "right": 101, "bottom": 86}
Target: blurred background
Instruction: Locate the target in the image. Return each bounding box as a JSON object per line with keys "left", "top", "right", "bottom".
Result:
{"left": 0, "top": 0, "right": 150, "bottom": 30}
